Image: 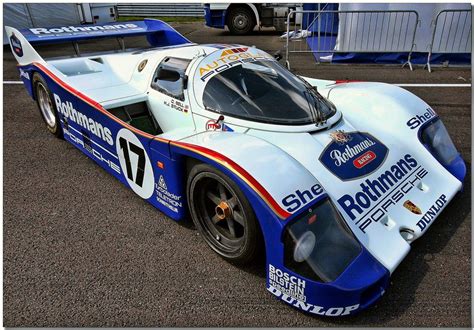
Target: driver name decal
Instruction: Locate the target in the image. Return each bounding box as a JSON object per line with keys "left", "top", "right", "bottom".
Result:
{"left": 164, "top": 98, "right": 189, "bottom": 113}
{"left": 319, "top": 131, "right": 388, "bottom": 181}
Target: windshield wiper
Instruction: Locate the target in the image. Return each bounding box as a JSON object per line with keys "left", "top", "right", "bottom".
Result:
{"left": 304, "top": 85, "right": 324, "bottom": 124}
{"left": 308, "top": 85, "right": 335, "bottom": 126}
{"left": 303, "top": 90, "right": 318, "bottom": 125}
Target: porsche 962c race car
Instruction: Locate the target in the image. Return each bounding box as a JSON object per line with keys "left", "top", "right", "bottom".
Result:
{"left": 6, "top": 20, "right": 466, "bottom": 317}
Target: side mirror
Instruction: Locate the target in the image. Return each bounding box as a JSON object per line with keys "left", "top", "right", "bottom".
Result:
{"left": 273, "top": 50, "right": 282, "bottom": 61}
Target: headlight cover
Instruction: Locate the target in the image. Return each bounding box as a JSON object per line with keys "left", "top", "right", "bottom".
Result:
{"left": 283, "top": 199, "right": 361, "bottom": 283}
{"left": 421, "top": 118, "right": 459, "bottom": 166}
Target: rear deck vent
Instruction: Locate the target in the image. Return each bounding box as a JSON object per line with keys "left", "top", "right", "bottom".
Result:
{"left": 89, "top": 57, "right": 104, "bottom": 64}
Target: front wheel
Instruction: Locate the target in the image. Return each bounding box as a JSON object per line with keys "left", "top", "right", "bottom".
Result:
{"left": 33, "top": 73, "right": 62, "bottom": 138}
{"left": 187, "top": 163, "right": 263, "bottom": 264}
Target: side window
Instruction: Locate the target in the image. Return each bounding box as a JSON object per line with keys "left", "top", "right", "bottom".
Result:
{"left": 151, "top": 57, "right": 191, "bottom": 101}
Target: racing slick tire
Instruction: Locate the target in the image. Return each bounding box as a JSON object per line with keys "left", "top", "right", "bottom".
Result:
{"left": 227, "top": 6, "right": 256, "bottom": 35}
{"left": 187, "top": 163, "right": 263, "bottom": 264}
{"left": 33, "top": 73, "right": 63, "bottom": 138}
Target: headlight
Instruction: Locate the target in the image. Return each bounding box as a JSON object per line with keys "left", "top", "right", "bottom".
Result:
{"left": 283, "top": 199, "right": 361, "bottom": 283}
{"left": 421, "top": 119, "right": 459, "bottom": 165}
{"left": 293, "top": 231, "right": 316, "bottom": 262}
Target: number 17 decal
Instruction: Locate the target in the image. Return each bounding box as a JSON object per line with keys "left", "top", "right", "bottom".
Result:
{"left": 116, "top": 128, "right": 155, "bottom": 199}
{"left": 119, "top": 137, "right": 146, "bottom": 187}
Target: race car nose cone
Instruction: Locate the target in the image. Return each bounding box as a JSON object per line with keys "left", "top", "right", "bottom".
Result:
{"left": 216, "top": 201, "right": 232, "bottom": 220}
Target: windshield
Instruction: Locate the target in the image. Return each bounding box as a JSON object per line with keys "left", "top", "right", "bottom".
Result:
{"left": 202, "top": 60, "right": 336, "bottom": 125}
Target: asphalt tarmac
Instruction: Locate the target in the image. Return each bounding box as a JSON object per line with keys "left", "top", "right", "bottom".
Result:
{"left": 3, "top": 22, "right": 472, "bottom": 327}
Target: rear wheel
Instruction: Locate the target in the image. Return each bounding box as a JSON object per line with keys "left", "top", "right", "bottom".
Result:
{"left": 187, "top": 163, "right": 262, "bottom": 264}
{"left": 33, "top": 73, "right": 62, "bottom": 138}
{"left": 227, "top": 6, "right": 256, "bottom": 35}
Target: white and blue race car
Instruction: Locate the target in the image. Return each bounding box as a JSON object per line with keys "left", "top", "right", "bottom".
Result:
{"left": 6, "top": 19, "right": 466, "bottom": 316}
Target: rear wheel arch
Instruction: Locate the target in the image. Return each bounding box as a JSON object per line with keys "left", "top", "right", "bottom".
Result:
{"left": 32, "top": 72, "right": 63, "bottom": 138}
{"left": 30, "top": 69, "right": 40, "bottom": 100}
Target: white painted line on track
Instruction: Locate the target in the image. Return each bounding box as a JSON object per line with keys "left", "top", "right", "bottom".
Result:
{"left": 3, "top": 81, "right": 471, "bottom": 87}
{"left": 3, "top": 81, "right": 24, "bottom": 85}
{"left": 395, "top": 83, "right": 471, "bottom": 87}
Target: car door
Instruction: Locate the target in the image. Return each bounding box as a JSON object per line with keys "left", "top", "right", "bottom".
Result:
{"left": 146, "top": 56, "right": 197, "bottom": 220}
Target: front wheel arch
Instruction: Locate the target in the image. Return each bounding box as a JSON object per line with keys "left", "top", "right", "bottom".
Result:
{"left": 185, "top": 158, "right": 265, "bottom": 264}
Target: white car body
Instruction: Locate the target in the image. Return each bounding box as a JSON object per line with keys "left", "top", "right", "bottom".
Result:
{"left": 6, "top": 19, "right": 466, "bottom": 315}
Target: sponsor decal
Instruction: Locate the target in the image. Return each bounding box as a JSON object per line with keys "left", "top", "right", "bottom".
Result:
{"left": 158, "top": 175, "right": 167, "bottom": 190}
{"left": 329, "top": 130, "right": 352, "bottom": 144}
{"left": 155, "top": 175, "right": 182, "bottom": 213}
{"left": 205, "top": 119, "right": 233, "bottom": 132}
{"left": 164, "top": 98, "right": 189, "bottom": 113}
{"left": 337, "top": 154, "right": 429, "bottom": 233}
{"left": 416, "top": 194, "right": 447, "bottom": 231}
{"left": 282, "top": 183, "right": 324, "bottom": 213}
{"left": 199, "top": 48, "right": 273, "bottom": 82}
{"left": 81, "top": 130, "right": 93, "bottom": 153}
{"left": 406, "top": 108, "right": 437, "bottom": 130}
{"left": 403, "top": 200, "right": 422, "bottom": 215}
{"left": 319, "top": 131, "right": 388, "bottom": 181}
{"left": 267, "top": 286, "right": 359, "bottom": 316}
{"left": 354, "top": 151, "right": 376, "bottom": 169}
{"left": 19, "top": 68, "right": 30, "bottom": 80}
{"left": 54, "top": 94, "right": 113, "bottom": 145}
{"left": 63, "top": 125, "right": 120, "bottom": 174}
{"left": 29, "top": 23, "right": 140, "bottom": 35}
{"left": 10, "top": 33, "right": 23, "bottom": 57}
{"left": 220, "top": 47, "right": 248, "bottom": 56}
{"left": 138, "top": 59, "right": 148, "bottom": 72}
{"left": 268, "top": 264, "right": 306, "bottom": 302}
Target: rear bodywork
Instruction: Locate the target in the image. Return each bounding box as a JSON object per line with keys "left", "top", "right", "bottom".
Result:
{"left": 6, "top": 20, "right": 466, "bottom": 316}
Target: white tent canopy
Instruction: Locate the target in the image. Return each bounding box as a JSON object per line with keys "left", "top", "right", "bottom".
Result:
{"left": 335, "top": 3, "right": 471, "bottom": 53}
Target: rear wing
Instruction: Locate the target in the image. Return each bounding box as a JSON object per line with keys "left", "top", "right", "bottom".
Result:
{"left": 5, "top": 19, "right": 192, "bottom": 65}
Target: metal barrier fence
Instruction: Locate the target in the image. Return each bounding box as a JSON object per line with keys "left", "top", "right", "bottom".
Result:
{"left": 116, "top": 3, "right": 204, "bottom": 17}
{"left": 285, "top": 10, "right": 420, "bottom": 70}
{"left": 425, "top": 9, "right": 471, "bottom": 72}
